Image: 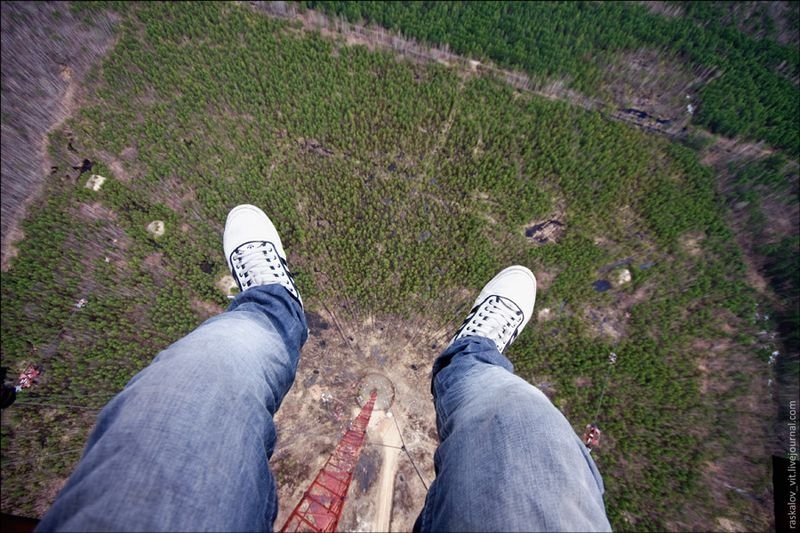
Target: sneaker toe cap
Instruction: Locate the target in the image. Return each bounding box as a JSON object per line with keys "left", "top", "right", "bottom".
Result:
{"left": 223, "top": 205, "right": 285, "bottom": 265}
{"left": 479, "top": 265, "right": 537, "bottom": 320}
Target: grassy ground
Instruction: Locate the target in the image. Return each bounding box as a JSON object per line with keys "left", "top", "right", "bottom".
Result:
{"left": 0, "top": 2, "right": 780, "bottom": 530}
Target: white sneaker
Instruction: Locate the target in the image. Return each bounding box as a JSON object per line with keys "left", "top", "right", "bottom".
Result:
{"left": 450, "top": 266, "right": 536, "bottom": 352}
{"left": 223, "top": 204, "right": 303, "bottom": 306}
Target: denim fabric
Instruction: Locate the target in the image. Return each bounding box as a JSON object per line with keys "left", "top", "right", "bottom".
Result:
{"left": 37, "top": 285, "right": 307, "bottom": 532}
{"left": 39, "top": 286, "right": 610, "bottom": 532}
{"left": 415, "top": 335, "right": 611, "bottom": 532}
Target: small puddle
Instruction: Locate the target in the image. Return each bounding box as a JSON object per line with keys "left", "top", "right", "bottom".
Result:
{"left": 592, "top": 279, "right": 612, "bottom": 292}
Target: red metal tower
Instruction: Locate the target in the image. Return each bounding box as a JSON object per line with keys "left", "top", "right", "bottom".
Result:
{"left": 281, "top": 390, "right": 378, "bottom": 532}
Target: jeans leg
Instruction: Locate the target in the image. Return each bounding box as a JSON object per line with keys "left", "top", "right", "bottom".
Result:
{"left": 415, "top": 336, "right": 611, "bottom": 532}
{"left": 37, "top": 285, "right": 307, "bottom": 532}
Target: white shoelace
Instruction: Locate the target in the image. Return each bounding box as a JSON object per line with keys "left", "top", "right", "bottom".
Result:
{"left": 455, "top": 296, "right": 524, "bottom": 352}
{"left": 231, "top": 241, "right": 300, "bottom": 301}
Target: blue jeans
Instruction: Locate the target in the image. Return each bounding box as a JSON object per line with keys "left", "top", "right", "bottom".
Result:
{"left": 38, "top": 285, "right": 610, "bottom": 532}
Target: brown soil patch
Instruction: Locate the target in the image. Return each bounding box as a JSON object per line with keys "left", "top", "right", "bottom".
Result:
{"left": 155, "top": 177, "right": 198, "bottom": 212}
{"left": 534, "top": 269, "right": 557, "bottom": 291}
{"left": 627, "top": 284, "right": 651, "bottom": 306}
{"left": 745, "top": 260, "right": 770, "bottom": 294}
{"left": 582, "top": 281, "right": 652, "bottom": 342}
{"left": 34, "top": 478, "right": 68, "bottom": 517}
{"left": 642, "top": 1, "right": 684, "bottom": 18}
{"left": 693, "top": 338, "right": 735, "bottom": 395}
{"left": 108, "top": 157, "right": 131, "bottom": 183}
{"left": 523, "top": 218, "right": 565, "bottom": 245}
{"left": 715, "top": 2, "right": 799, "bottom": 48}
{"left": 297, "top": 137, "right": 336, "bottom": 158}
{"left": 583, "top": 305, "right": 628, "bottom": 342}
{"left": 190, "top": 298, "right": 225, "bottom": 321}
{"left": 680, "top": 231, "right": 705, "bottom": 257}
{"left": 759, "top": 193, "right": 800, "bottom": 239}
{"left": 77, "top": 202, "right": 119, "bottom": 223}
{"left": 68, "top": 202, "right": 131, "bottom": 274}
{"left": 120, "top": 145, "right": 138, "bottom": 161}
{"left": 142, "top": 252, "right": 168, "bottom": 281}
{"left": 716, "top": 517, "right": 747, "bottom": 532}
{"left": 701, "top": 136, "right": 774, "bottom": 168}
{"left": 645, "top": 2, "right": 798, "bottom": 48}
{"left": 602, "top": 48, "right": 711, "bottom": 134}
{"left": 1, "top": 224, "right": 27, "bottom": 270}
{"left": 92, "top": 148, "right": 140, "bottom": 185}
{"left": 684, "top": 335, "right": 774, "bottom": 531}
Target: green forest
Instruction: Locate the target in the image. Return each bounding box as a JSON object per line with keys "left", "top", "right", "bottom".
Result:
{"left": 1, "top": 1, "right": 795, "bottom": 531}
{"left": 307, "top": 1, "right": 800, "bottom": 155}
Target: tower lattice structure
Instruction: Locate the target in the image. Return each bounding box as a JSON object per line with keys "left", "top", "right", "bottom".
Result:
{"left": 281, "top": 390, "right": 378, "bottom": 532}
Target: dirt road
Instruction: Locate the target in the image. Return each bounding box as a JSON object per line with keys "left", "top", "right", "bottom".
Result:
{"left": 371, "top": 411, "right": 403, "bottom": 532}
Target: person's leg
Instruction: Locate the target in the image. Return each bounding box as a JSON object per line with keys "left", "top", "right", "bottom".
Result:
{"left": 416, "top": 267, "right": 611, "bottom": 532}
{"left": 38, "top": 205, "right": 307, "bottom": 532}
